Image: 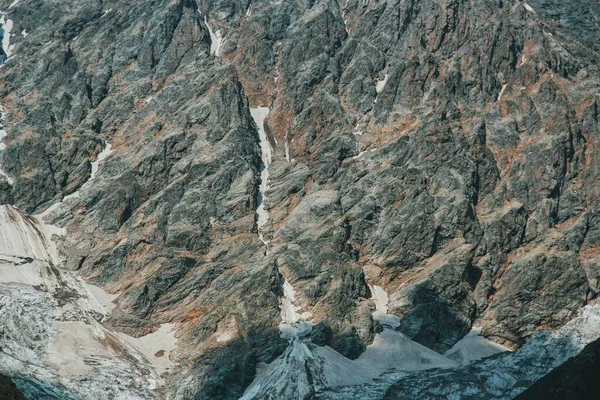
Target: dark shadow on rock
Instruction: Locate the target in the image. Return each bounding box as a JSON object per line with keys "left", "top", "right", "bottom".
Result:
{"left": 515, "top": 337, "right": 600, "bottom": 400}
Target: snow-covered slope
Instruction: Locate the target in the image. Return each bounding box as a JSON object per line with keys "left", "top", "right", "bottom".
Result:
{"left": 241, "top": 279, "right": 459, "bottom": 399}
{"left": 444, "top": 327, "right": 511, "bottom": 365}
{"left": 0, "top": 151, "right": 177, "bottom": 399}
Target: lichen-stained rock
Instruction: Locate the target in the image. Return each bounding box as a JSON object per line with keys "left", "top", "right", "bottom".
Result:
{"left": 1, "top": 0, "right": 600, "bottom": 398}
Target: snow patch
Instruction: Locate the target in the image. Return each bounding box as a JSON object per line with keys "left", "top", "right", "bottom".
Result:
{"left": 8, "top": 0, "right": 21, "bottom": 8}
{"left": 0, "top": 14, "right": 14, "bottom": 59}
{"left": 35, "top": 141, "right": 113, "bottom": 258}
{"left": 241, "top": 325, "right": 457, "bottom": 399}
{"left": 116, "top": 323, "right": 177, "bottom": 378}
{"left": 241, "top": 279, "right": 459, "bottom": 398}
{"left": 444, "top": 326, "right": 511, "bottom": 364}
{"left": 497, "top": 83, "right": 507, "bottom": 101}
{"left": 279, "top": 278, "right": 314, "bottom": 339}
{"left": 358, "top": 329, "right": 457, "bottom": 372}
{"left": 0, "top": 206, "right": 50, "bottom": 261}
{"left": 46, "top": 321, "right": 113, "bottom": 377}
{"left": 375, "top": 74, "right": 389, "bottom": 94}
{"left": 83, "top": 282, "right": 118, "bottom": 313}
{"left": 523, "top": 3, "right": 535, "bottom": 14}
{"left": 353, "top": 150, "right": 367, "bottom": 159}
{"left": 0, "top": 261, "right": 44, "bottom": 286}
{"left": 0, "top": 167, "right": 12, "bottom": 184}
{"left": 369, "top": 285, "right": 401, "bottom": 328}
{"left": 90, "top": 142, "right": 114, "bottom": 180}
{"left": 203, "top": 15, "right": 224, "bottom": 56}
{"left": 250, "top": 106, "right": 272, "bottom": 245}
{"left": 215, "top": 328, "right": 237, "bottom": 343}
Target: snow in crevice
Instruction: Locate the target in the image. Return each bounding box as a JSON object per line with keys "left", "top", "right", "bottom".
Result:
{"left": 497, "top": 83, "right": 507, "bottom": 101}
{"left": 8, "top": 0, "right": 21, "bottom": 9}
{"left": 373, "top": 73, "right": 388, "bottom": 105}
{"left": 250, "top": 106, "right": 272, "bottom": 246}
{"left": 284, "top": 131, "right": 291, "bottom": 162}
{"left": 368, "top": 284, "right": 401, "bottom": 329}
{"left": 375, "top": 73, "right": 389, "bottom": 94}
{"left": 203, "top": 14, "right": 224, "bottom": 57}
{"left": 523, "top": 3, "right": 536, "bottom": 14}
{"left": 39, "top": 142, "right": 113, "bottom": 214}
{"left": 279, "top": 277, "right": 314, "bottom": 339}
{"left": 90, "top": 142, "right": 114, "bottom": 181}
{"left": 0, "top": 107, "right": 12, "bottom": 183}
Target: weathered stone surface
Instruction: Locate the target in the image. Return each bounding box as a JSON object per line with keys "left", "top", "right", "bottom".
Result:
{"left": 1, "top": 0, "right": 600, "bottom": 398}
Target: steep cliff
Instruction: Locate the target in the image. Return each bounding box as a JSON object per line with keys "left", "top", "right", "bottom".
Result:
{"left": 0, "top": 0, "right": 599, "bottom": 399}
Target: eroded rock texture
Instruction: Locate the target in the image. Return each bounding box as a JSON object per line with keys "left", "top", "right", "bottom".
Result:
{"left": 0, "top": 0, "right": 599, "bottom": 398}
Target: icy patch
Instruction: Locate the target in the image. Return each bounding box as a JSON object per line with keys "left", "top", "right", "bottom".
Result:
{"left": 101, "top": 8, "right": 113, "bottom": 18}
{"left": 250, "top": 106, "right": 272, "bottom": 245}
{"left": 284, "top": 133, "right": 291, "bottom": 163}
{"left": 520, "top": 54, "right": 527, "bottom": 66}
{"left": 0, "top": 123, "right": 7, "bottom": 149}
{"left": 20, "top": 29, "right": 26, "bottom": 37}
{"left": 0, "top": 167, "right": 12, "bottom": 184}
{"left": 523, "top": 3, "right": 535, "bottom": 13}
{"left": 8, "top": 0, "right": 21, "bottom": 8}
{"left": 279, "top": 278, "right": 314, "bottom": 339}
{"left": 203, "top": 15, "right": 224, "bottom": 56}
{"left": 444, "top": 326, "right": 511, "bottom": 365}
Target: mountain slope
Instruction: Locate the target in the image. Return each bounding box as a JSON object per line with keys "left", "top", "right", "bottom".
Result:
{"left": 0, "top": 0, "right": 599, "bottom": 399}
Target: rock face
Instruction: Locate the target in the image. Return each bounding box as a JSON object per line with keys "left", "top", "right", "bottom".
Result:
{"left": 0, "top": 374, "right": 26, "bottom": 400}
{"left": 0, "top": 0, "right": 599, "bottom": 399}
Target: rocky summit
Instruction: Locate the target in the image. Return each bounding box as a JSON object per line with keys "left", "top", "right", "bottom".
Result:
{"left": 0, "top": 0, "right": 599, "bottom": 399}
